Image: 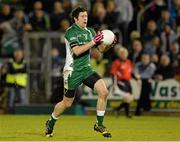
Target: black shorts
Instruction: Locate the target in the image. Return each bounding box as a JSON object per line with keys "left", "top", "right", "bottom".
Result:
{"left": 65, "top": 72, "right": 101, "bottom": 98}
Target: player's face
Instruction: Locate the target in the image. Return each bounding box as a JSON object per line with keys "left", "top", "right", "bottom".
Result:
{"left": 75, "top": 11, "right": 88, "bottom": 28}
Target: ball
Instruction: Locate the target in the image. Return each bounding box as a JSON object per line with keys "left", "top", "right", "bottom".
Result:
{"left": 101, "top": 29, "right": 115, "bottom": 45}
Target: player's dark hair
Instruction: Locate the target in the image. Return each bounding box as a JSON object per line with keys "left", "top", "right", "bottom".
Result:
{"left": 71, "top": 7, "right": 87, "bottom": 23}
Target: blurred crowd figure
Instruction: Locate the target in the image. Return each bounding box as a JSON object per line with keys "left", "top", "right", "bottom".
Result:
{"left": 134, "top": 53, "right": 156, "bottom": 115}
{"left": 0, "top": 49, "right": 28, "bottom": 113}
{"left": 0, "top": 0, "right": 179, "bottom": 114}
{"left": 90, "top": 48, "right": 108, "bottom": 77}
{"left": 154, "top": 54, "right": 176, "bottom": 80}
{"left": 111, "top": 46, "right": 134, "bottom": 118}
{"left": 50, "top": 47, "right": 64, "bottom": 104}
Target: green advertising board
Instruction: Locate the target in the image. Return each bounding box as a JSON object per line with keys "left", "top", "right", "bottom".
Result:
{"left": 81, "top": 78, "right": 180, "bottom": 109}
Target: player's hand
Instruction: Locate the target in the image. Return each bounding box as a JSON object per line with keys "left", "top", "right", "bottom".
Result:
{"left": 92, "top": 31, "right": 103, "bottom": 45}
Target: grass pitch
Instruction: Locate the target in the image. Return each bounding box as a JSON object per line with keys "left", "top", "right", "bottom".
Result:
{"left": 0, "top": 115, "right": 180, "bottom": 141}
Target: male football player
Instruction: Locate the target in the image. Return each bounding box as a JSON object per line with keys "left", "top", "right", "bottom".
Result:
{"left": 45, "top": 7, "right": 116, "bottom": 138}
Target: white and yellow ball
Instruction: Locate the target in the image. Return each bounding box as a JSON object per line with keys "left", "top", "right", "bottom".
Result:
{"left": 101, "top": 29, "right": 115, "bottom": 45}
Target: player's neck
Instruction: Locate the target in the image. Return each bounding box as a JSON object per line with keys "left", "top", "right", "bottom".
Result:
{"left": 75, "top": 23, "right": 85, "bottom": 29}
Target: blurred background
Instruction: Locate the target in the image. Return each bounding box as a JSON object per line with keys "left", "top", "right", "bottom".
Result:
{"left": 0, "top": 0, "right": 179, "bottom": 116}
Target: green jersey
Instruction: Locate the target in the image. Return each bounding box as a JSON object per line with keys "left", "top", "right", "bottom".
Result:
{"left": 64, "top": 23, "right": 96, "bottom": 72}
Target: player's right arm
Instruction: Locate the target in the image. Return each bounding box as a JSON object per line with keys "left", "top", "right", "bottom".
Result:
{"left": 73, "top": 32, "right": 104, "bottom": 56}
{"left": 72, "top": 41, "right": 95, "bottom": 56}
{"left": 65, "top": 30, "right": 103, "bottom": 56}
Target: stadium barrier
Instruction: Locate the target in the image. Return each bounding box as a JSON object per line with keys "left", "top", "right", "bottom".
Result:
{"left": 15, "top": 104, "right": 85, "bottom": 115}
{"left": 81, "top": 78, "right": 180, "bottom": 109}
{"left": 23, "top": 32, "right": 65, "bottom": 102}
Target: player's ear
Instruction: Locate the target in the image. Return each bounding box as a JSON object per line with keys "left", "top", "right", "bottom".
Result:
{"left": 73, "top": 17, "right": 77, "bottom": 23}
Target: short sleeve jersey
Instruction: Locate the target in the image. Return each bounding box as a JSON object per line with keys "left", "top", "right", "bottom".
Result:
{"left": 64, "top": 23, "right": 96, "bottom": 71}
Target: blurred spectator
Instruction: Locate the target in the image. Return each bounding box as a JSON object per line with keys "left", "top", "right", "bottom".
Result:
{"left": 169, "top": 42, "right": 180, "bottom": 69}
{"left": 0, "top": 8, "right": 28, "bottom": 56}
{"left": 143, "top": 0, "right": 165, "bottom": 22}
{"left": 128, "top": 30, "right": 140, "bottom": 49}
{"left": 176, "top": 8, "right": 180, "bottom": 26}
{"left": 9, "top": 8, "right": 28, "bottom": 35}
{"left": 59, "top": 19, "right": 70, "bottom": 32}
{"left": 160, "top": 24, "right": 177, "bottom": 53}
{"left": 0, "top": 4, "right": 13, "bottom": 23}
{"left": 169, "top": 0, "right": 180, "bottom": 19}
{"left": 154, "top": 54, "right": 176, "bottom": 80}
{"left": 134, "top": 53, "right": 156, "bottom": 116}
{"left": 89, "top": 2, "right": 107, "bottom": 30}
{"left": 50, "top": 1, "right": 68, "bottom": 31}
{"left": 58, "top": 19, "right": 70, "bottom": 45}
{"left": 28, "top": 1, "right": 43, "bottom": 17}
{"left": 115, "top": 0, "right": 133, "bottom": 46}
{"left": 143, "top": 20, "right": 160, "bottom": 43}
{"left": 115, "top": 0, "right": 133, "bottom": 24}
{"left": 34, "top": 0, "right": 43, "bottom": 10}
{"left": 27, "top": 1, "right": 50, "bottom": 31}
{"left": 129, "top": 39, "right": 143, "bottom": 64}
{"left": 104, "top": 0, "right": 119, "bottom": 31}
{"left": 70, "top": 0, "right": 91, "bottom": 12}
{"left": 50, "top": 19, "right": 69, "bottom": 60}
{"left": 50, "top": 47, "right": 64, "bottom": 104}
{"left": 157, "top": 8, "right": 176, "bottom": 33}
{"left": 150, "top": 53, "right": 159, "bottom": 66}
{"left": 130, "top": 31, "right": 140, "bottom": 41}
{"left": 29, "top": 9, "right": 50, "bottom": 31}
{"left": 110, "top": 43, "right": 123, "bottom": 61}
{"left": 2, "top": 49, "right": 28, "bottom": 113}
{"left": 62, "top": 0, "right": 72, "bottom": 15}
{"left": 144, "top": 36, "right": 162, "bottom": 56}
{"left": 111, "top": 47, "right": 133, "bottom": 118}
{"left": 90, "top": 48, "right": 108, "bottom": 77}
{"left": 0, "top": 21, "right": 16, "bottom": 43}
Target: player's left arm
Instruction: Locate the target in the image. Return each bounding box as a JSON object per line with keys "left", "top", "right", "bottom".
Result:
{"left": 97, "top": 43, "right": 110, "bottom": 53}
{"left": 97, "top": 35, "right": 117, "bottom": 53}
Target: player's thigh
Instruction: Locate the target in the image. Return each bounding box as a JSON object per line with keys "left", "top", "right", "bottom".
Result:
{"left": 65, "top": 71, "right": 82, "bottom": 90}
{"left": 82, "top": 72, "right": 101, "bottom": 89}
{"left": 82, "top": 71, "right": 108, "bottom": 96}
